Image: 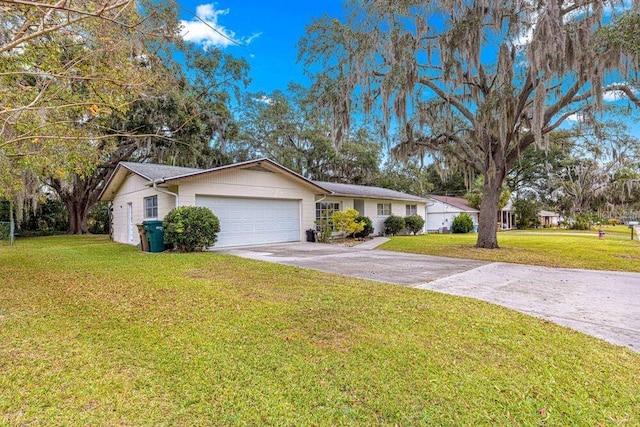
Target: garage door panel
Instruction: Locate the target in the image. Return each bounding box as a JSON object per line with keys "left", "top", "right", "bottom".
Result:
{"left": 195, "top": 196, "right": 300, "bottom": 248}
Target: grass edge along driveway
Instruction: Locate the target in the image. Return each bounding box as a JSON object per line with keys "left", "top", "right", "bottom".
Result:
{"left": 1, "top": 235, "right": 639, "bottom": 425}
{"left": 379, "top": 229, "right": 640, "bottom": 272}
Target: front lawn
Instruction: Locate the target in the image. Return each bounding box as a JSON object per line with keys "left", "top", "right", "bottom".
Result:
{"left": 1, "top": 236, "right": 639, "bottom": 425}
{"left": 380, "top": 229, "right": 640, "bottom": 272}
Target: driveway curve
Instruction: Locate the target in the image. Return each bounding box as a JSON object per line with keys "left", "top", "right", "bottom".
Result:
{"left": 218, "top": 241, "right": 640, "bottom": 352}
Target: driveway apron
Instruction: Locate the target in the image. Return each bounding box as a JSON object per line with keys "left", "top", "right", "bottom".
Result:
{"left": 218, "top": 241, "right": 640, "bottom": 352}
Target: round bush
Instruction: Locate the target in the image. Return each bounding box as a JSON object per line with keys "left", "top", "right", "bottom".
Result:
{"left": 353, "top": 215, "right": 374, "bottom": 238}
{"left": 404, "top": 215, "right": 425, "bottom": 235}
{"left": 163, "top": 206, "right": 220, "bottom": 252}
{"left": 384, "top": 215, "right": 405, "bottom": 236}
{"left": 451, "top": 213, "right": 474, "bottom": 233}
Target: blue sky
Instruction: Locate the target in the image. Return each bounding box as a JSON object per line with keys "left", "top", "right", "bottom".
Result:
{"left": 176, "top": 1, "right": 639, "bottom": 136}
{"left": 178, "top": 1, "right": 344, "bottom": 94}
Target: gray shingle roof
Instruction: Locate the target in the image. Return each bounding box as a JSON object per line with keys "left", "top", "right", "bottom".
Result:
{"left": 312, "top": 181, "right": 426, "bottom": 202}
{"left": 119, "top": 162, "right": 202, "bottom": 181}
{"left": 114, "top": 161, "right": 426, "bottom": 202}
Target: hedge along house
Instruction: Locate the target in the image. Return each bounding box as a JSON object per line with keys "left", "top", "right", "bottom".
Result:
{"left": 99, "top": 158, "right": 428, "bottom": 248}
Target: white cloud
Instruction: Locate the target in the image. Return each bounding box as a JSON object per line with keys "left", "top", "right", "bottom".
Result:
{"left": 602, "top": 82, "right": 639, "bottom": 102}
{"left": 255, "top": 95, "right": 274, "bottom": 105}
{"left": 180, "top": 3, "right": 260, "bottom": 49}
{"left": 603, "top": 90, "right": 626, "bottom": 102}
{"left": 566, "top": 112, "right": 584, "bottom": 122}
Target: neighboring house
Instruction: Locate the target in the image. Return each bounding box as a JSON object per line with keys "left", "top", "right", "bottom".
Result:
{"left": 99, "top": 158, "right": 427, "bottom": 248}
{"left": 426, "top": 196, "right": 479, "bottom": 233}
{"left": 539, "top": 210, "right": 561, "bottom": 227}
{"left": 500, "top": 199, "right": 516, "bottom": 230}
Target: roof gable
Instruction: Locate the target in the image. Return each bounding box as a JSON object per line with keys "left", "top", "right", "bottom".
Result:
{"left": 118, "top": 162, "right": 202, "bottom": 181}
{"left": 429, "top": 195, "right": 478, "bottom": 212}
{"left": 99, "top": 158, "right": 330, "bottom": 201}
{"left": 160, "top": 158, "right": 329, "bottom": 193}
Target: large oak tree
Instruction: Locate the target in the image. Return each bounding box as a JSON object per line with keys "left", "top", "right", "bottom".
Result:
{"left": 300, "top": 0, "right": 639, "bottom": 248}
{"left": 0, "top": 0, "right": 181, "bottom": 230}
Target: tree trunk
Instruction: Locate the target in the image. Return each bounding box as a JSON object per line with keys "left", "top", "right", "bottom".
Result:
{"left": 66, "top": 200, "right": 90, "bottom": 234}
{"left": 50, "top": 172, "right": 102, "bottom": 235}
{"left": 476, "top": 168, "right": 505, "bottom": 249}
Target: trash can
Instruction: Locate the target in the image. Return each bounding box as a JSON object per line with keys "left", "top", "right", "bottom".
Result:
{"left": 136, "top": 224, "right": 149, "bottom": 252}
{"left": 306, "top": 228, "right": 316, "bottom": 242}
{"left": 142, "top": 220, "right": 165, "bottom": 252}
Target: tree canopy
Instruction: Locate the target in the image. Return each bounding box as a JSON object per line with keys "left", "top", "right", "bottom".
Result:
{"left": 300, "top": 0, "right": 640, "bottom": 248}
{"left": 0, "top": 0, "right": 179, "bottom": 198}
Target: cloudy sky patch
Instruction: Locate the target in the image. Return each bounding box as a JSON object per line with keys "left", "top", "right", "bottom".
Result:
{"left": 180, "top": 3, "right": 261, "bottom": 49}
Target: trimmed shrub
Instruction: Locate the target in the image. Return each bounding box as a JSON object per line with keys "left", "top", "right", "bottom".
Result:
{"left": 163, "top": 206, "right": 220, "bottom": 252}
{"left": 332, "top": 208, "right": 365, "bottom": 237}
{"left": 384, "top": 215, "right": 405, "bottom": 236}
{"left": 451, "top": 213, "right": 474, "bottom": 233}
{"left": 353, "top": 215, "right": 373, "bottom": 238}
{"left": 404, "top": 215, "right": 425, "bottom": 235}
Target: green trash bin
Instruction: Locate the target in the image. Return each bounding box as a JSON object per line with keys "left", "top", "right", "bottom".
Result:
{"left": 142, "top": 220, "right": 165, "bottom": 253}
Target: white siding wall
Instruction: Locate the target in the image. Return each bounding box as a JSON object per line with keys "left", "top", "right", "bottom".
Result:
{"left": 176, "top": 168, "right": 318, "bottom": 243}
{"left": 325, "top": 197, "right": 426, "bottom": 236}
{"left": 426, "top": 200, "right": 478, "bottom": 232}
{"left": 110, "top": 174, "right": 175, "bottom": 245}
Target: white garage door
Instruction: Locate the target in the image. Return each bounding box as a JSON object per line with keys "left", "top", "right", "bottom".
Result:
{"left": 195, "top": 196, "right": 301, "bottom": 248}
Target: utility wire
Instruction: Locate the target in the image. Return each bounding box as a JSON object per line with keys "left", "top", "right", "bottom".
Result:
{"left": 169, "top": 0, "right": 244, "bottom": 47}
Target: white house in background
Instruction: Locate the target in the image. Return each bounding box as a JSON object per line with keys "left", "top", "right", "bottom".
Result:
{"left": 500, "top": 199, "right": 517, "bottom": 230}
{"left": 539, "top": 210, "right": 561, "bottom": 227}
{"left": 99, "top": 158, "right": 427, "bottom": 248}
{"left": 426, "top": 195, "right": 479, "bottom": 233}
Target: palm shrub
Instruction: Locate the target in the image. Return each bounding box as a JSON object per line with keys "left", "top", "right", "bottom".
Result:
{"left": 353, "top": 215, "right": 373, "bottom": 238}
{"left": 384, "top": 215, "right": 405, "bottom": 236}
{"left": 404, "top": 215, "right": 425, "bottom": 235}
{"left": 451, "top": 213, "right": 474, "bottom": 233}
{"left": 163, "top": 206, "right": 220, "bottom": 252}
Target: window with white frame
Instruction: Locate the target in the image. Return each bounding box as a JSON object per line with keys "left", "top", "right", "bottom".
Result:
{"left": 377, "top": 203, "right": 392, "bottom": 216}
{"left": 406, "top": 204, "right": 418, "bottom": 216}
{"left": 144, "top": 195, "right": 158, "bottom": 218}
{"left": 316, "top": 202, "right": 340, "bottom": 230}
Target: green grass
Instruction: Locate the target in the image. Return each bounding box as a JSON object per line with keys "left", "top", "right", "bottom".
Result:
{"left": 380, "top": 229, "right": 640, "bottom": 272}
{"left": 1, "top": 236, "right": 639, "bottom": 425}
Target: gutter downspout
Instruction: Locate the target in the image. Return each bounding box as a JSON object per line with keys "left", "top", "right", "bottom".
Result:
{"left": 151, "top": 179, "right": 179, "bottom": 208}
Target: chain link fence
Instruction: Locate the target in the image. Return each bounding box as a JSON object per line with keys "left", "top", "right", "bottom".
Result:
{"left": 0, "top": 221, "right": 15, "bottom": 245}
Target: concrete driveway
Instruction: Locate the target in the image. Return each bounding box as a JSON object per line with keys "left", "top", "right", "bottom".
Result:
{"left": 218, "top": 240, "right": 640, "bottom": 352}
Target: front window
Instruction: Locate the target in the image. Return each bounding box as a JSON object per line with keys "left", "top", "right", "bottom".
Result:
{"left": 316, "top": 202, "right": 340, "bottom": 230}
{"left": 144, "top": 196, "right": 158, "bottom": 218}
{"left": 377, "top": 203, "right": 392, "bottom": 216}
{"left": 406, "top": 204, "right": 417, "bottom": 216}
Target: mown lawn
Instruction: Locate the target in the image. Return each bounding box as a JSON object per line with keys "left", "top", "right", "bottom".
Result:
{"left": 1, "top": 236, "right": 639, "bottom": 425}
{"left": 381, "top": 229, "right": 640, "bottom": 272}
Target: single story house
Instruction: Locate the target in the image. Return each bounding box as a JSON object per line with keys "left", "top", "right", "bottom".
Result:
{"left": 425, "top": 195, "right": 479, "bottom": 233}
{"left": 500, "top": 199, "right": 516, "bottom": 230}
{"left": 99, "top": 158, "right": 428, "bottom": 248}
{"left": 539, "top": 210, "right": 561, "bottom": 227}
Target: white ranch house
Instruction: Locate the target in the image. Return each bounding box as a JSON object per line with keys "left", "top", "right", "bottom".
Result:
{"left": 425, "top": 195, "right": 479, "bottom": 233}
{"left": 99, "top": 159, "right": 428, "bottom": 248}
